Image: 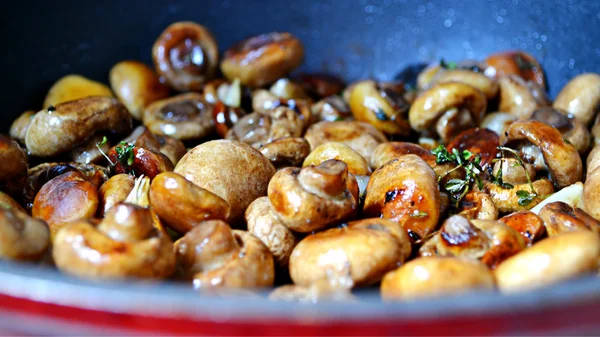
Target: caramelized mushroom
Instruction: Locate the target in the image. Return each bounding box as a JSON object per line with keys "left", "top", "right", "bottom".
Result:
{"left": 0, "top": 207, "right": 49, "bottom": 261}
{"left": 538, "top": 201, "right": 600, "bottom": 236}
{"left": 269, "top": 78, "right": 310, "bottom": 100}
{"left": 152, "top": 22, "right": 219, "bottom": 91}
{"left": 553, "top": 73, "right": 600, "bottom": 125}
{"left": 484, "top": 179, "right": 554, "bottom": 214}
{"left": 212, "top": 101, "right": 246, "bottom": 138}
{"left": 226, "top": 109, "right": 304, "bottom": 148}
{"left": 480, "top": 112, "right": 517, "bottom": 136}
{"left": 456, "top": 191, "right": 498, "bottom": 220}
{"left": 490, "top": 158, "right": 536, "bottom": 186}
{"left": 446, "top": 128, "right": 500, "bottom": 168}
{"left": 0, "top": 191, "right": 26, "bottom": 213}
{"left": 0, "top": 135, "right": 27, "bottom": 196}
{"left": 9, "top": 110, "right": 35, "bottom": 143}
{"left": 221, "top": 32, "right": 304, "bottom": 87}
{"left": 485, "top": 50, "right": 546, "bottom": 89}
{"left": 303, "top": 142, "right": 370, "bottom": 176}
{"left": 530, "top": 107, "right": 591, "bottom": 155}
{"left": 497, "top": 75, "right": 549, "bottom": 119}
{"left": 98, "top": 174, "right": 135, "bottom": 217}
{"left": 107, "top": 142, "right": 173, "bottom": 179}
{"left": 499, "top": 211, "right": 546, "bottom": 245}
{"left": 435, "top": 69, "right": 499, "bottom": 99}
{"left": 259, "top": 137, "right": 311, "bottom": 168}
{"left": 156, "top": 135, "right": 186, "bottom": 166}
{"left": 42, "top": 74, "right": 113, "bottom": 108}
{"left": 584, "top": 167, "right": 600, "bottom": 221}
{"left": 311, "top": 95, "right": 352, "bottom": 122}
{"left": 69, "top": 133, "right": 110, "bottom": 164}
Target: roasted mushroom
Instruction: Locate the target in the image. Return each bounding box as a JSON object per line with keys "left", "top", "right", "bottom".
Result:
{"left": 9, "top": 110, "right": 35, "bottom": 143}
{"left": 269, "top": 78, "right": 310, "bottom": 100}
{"left": 497, "top": 75, "right": 549, "bottom": 119}
{"left": 109, "top": 60, "right": 170, "bottom": 119}
{"left": 53, "top": 202, "right": 176, "bottom": 279}
{"left": 156, "top": 135, "right": 187, "bottom": 166}
{"left": 311, "top": 95, "right": 352, "bottom": 122}
{"left": 446, "top": 128, "right": 500, "bottom": 169}
{"left": 106, "top": 142, "right": 174, "bottom": 179}
{"left": 539, "top": 201, "right": 600, "bottom": 236}
{"left": 0, "top": 192, "right": 26, "bottom": 213}
{"left": 97, "top": 174, "right": 135, "bottom": 217}
{"left": 480, "top": 112, "right": 518, "bottom": 136}
{"left": 0, "top": 135, "right": 27, "bottom": 196}
{"left": 212, "top": 101, "right": 246, "bottom": 138}
{"left": 530, "top": 107, "right": 591, "bottom": 155}
{"left": 499, "top": 211, "right": 546, "bottom": 245}
{"left": 221, "top": 32, "right": 304, "bottom": 87}
{"left": 289, "top": 218, "right": 411, "bottom": 288}
{"left": 485, "top": 50, "right": 546, "bottom": 89}
{"left": 259, "top": 137, "right": 311, "bottom": 168}
{"left": 553, "top": 73, "right": 600, "bottom": 125}
{"left": 0, "top": 206, "right": 50, "bottom": 261}
{"left": 455, "top": 191, "right": 499, "bottom": 220}
{"left": 152, "top": 22, "right": 219, "bottom": 91}
{"left": 42, "top": 74, "right": 113, "bottom": 108}
{"left": 175, "top": 220, "right": 275, "bottom": 289}
{"left": 142, "top": 93, "right": 214, "bottom": 141}
{"left": 69, "top": 133, "right": 110, "bottom": 164}
{"left": 434, "top": 69, "right": 499, "bottom": 99}
{"left": 25, "top": 96, "right": 132, "bottom": 157}
{"left": 484, "top": 179, "right": 554, "bottom": 214}
{"left": 303, "top": 142, "right": 371, "bottom": 176}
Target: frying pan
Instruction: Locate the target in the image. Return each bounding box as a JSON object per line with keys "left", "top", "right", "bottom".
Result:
{"left": 1, "top": 0, "right": 600, "bottom": 335}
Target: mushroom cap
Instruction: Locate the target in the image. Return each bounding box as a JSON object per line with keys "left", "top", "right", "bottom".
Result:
{"left": 553, "top": 73, "right": 600, "bottom": 125}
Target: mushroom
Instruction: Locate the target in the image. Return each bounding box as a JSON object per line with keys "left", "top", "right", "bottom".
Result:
{"left": 245, "top": 196, "right": 298, "bottom": 268}
{"left": 9, "top": 110, "right": 35, "bottom": 143}
{"left": 587, "top": 143, "right": 600, "bottom": 174}
{"left": 529, "top": 107, "right": 591, "bottom": 155}
{"left": 175, "top": 220, "right": 275, "bottom": 289}
{"left": 31, "top": 171, "right": 99, "bottom": 239}
{"left": 267, "top": 159, "right": 358, "bottom": 233}
{"left": 25, "top": 96, "right": 132, "bottom": 157}
{"left": 289, "top": 218, "right": 411, "bottom": 288}
{"left": 416, "top": 63, "right": 443, "bottom": 91}
{"left": 497, "top": 75, "right": 549, "bottom": 119}
{"left": 106, "top": 141, "right": 174, "bottom": 179}
{"left": 455, "top": 191, "right": 499, "bottom": 220}
{"left": 220, "top": 32, "right": 304, "bottom": 87}
{"left": 446, "top": 127, "right": 500, "bottom": 168}
{"left": 203, "top": 79, "right": 242, "bottom": 107}
{"left": 303, "top": 142, "right": 371, "bottom": 176}
{"left": 408, "top": 82, "right": 487, "bottom": 143}
{"left": 538, "top": 201, "right": 600, "bottom": 236}
{"left": 0, "top": 191, "right": 26, "bottom": 213}
{"left": 53, "top": 202, "right": 176, "bottom": 280}
{"left": 499, "top": 211, "right": 546, "bottom": 245}
{"left": 0, "top": 207, "right": 49, "bottom": 261}
{"left": 485, "top": 50, "right": 546, "bottom": 89}
{"left": 0, "top": 135, "right": 27, "bottom": 197}
{"left": 259, "top": 137, "right": 311, "bottom": 168}
{"left": 363, "top": 155, "right": 440, "bottom": 244}
{"left": 419, "top": 215, "right": 525, "bottom": 269}
{"left": 380, "top": 256, "right": 495, "bottom": 301}
{"left": 494, "top": 231, "right": 600, "bottom": 293}
{"left": 304, "top": 121, "right": 387, "bottom": 162}
{"left": 553, "top": 73, "right": 600, "bottom": 125}
{"left": 42, "top": 74, "right": 113, "bottom": 108}
{"left": 150, "top": 172, "right": 230, "bottom": 234}
{"left": 480, "top": 112, "right": 518, "bottom": 136}
{"left": 293, "top": 73, "right": 345, "bottom": 98}
{"left": 156, "top": 135, "right": 187, "bottom": 166}
{"left": 269, "top": 78, "right": 310, "bottom": 100}
{"left": 490, "top": 157, "right": 536, "bottom": 186}
{"left": 98, "top": 174, "right": 135, "bottom": 217}
{"left": 310, "top": 95, "right": 353, "bottom": 122}
{"left": 348, "top": 80, "right": 411, "bottom": 136}
{"left": 142, "top": 93, "right": 214, "bottom": 141}
{"left": 591, "top": 114, "right": 600, "bottom": 145}
{"left": 174, "top": 140, "right": 276, "bottom": 224}
{"left": 500, "top": 120, "right": 583, "bottom": 188}
{"left": 69, "top": 133, "right": 110, "bottom": 164}
{"left": 212, "top": 101, "right": 246, "bottom": 138}
{"left": 434, "top": 69, "right": 499, "bottom": 99}
{"left": 484, "top": 179, "right": 554, "bottom": 214}
{"left": 122, "top": 125, "right": 186, "bottom": 166}
{"left": 152, "top": 21, "right": 219, "bottom": 91}
{"left": 109, "top": 60, "right": 170, "bottom": 119}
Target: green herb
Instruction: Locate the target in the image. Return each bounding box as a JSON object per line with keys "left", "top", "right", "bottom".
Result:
{"left": 333, "top": 116, "right": 345, "bottom": 122}
{"left": 96, "top": 136, "right": 115, "bottom": 166}
{"left": 47, "top": 105, "right": 56, "bottom": 112}
{"left": 516, "top": 190, "right": 537, "bottom": 206}
{"left": 496, "top": 146, "right": 538, "bottom": 206}
{"left": 0, "top": 202, "right": 11, "bottom": 210}
{"left": 431, "top": 145, "right": 484, "bottom": 207}
{"left": 563, "top": 138, "right": 572, "bottom": 145}
{"left": 115, "top": 141, "right": 136, "bottom": 167}
{"left": 374, "top": 108, "right": 389, "bottom": 121}
{"left": 409, "top": 210, "right": 428, "bottom": 218}
{"left": 440, "top": 58, "right": 457, "bottom": 70}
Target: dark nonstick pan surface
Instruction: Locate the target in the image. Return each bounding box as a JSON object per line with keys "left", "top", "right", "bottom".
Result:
{"left": 0, "top": 0, "right": 599, "bottom": 335}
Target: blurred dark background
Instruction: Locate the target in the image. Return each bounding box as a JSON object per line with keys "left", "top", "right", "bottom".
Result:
{"left": 2, "top": 0, "right": 599, "bottom": 121}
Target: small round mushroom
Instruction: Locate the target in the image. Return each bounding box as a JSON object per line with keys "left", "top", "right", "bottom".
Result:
{"left": 348, "top": 80, "right": 411, "bottom": 136}
{"left": 32, "top": 171, "right": 99, "bottom": 239}
{"left": 142, "top": 93, "right": 214, "bottom": 141}
{"left": 530, "top": 107, "right": 591, "bottom": 155}
{"left": 106, "top": 142, "right": 174, "bottom": 179}
{"left": 42, "top": 74, "right": 113, "bottom": 108}
{"left": 174, "top": 140, "right": 276, "bottom": 224}
{"left": 419, "top": 215, "right": 525, "bottom": 269}
{"left": 499, "top": 211, "right": 546, "bottom": 245}
{"left": 0, "top": 207, "right": 50, "bottom": 261}
{"left": 485, "top": 50, "right": 546, "bottom": 89}
{"left": 553, "top": 73, "right": 600, "bottom": 125}
{"left": 98, "top": 174, "right": 135, "bottom": 217}
{"left": 0, "top": 135, "right": 27, "bottom": 197}
{"left": 212, "top": 101, "right": 246, "bottom": 138}
{"left": 150, "top": 172, "right": 230, "bottom": 234}
{"left": 587, "top": 143, "right": 600, "bottom": 174}
{"left": 494, "top": 231, "right": 600, "bottom": 293}
{"left": 175, "top": 220, "right": 275, "bottom": 289}
{"left": 500, "top": 120, "right": 583, "bottom": 189}
{"left": 53, "top": 202, "right": 176, "bottom": 280}
{"left": 268, "top": 159, "right": 358, "bottom": 233}
{"left": 152, "top": 21, "right": 219, "bottom": 91}
{"left": 289, "top": 218, "right": 411, "bottom": 288}
{"left": 363, "top": 155, "right": 440, "bottom": 244}
{"left": 416, "top": 63, "right": 443, "bottom": 91}
{"left": 490, "top": 157, "right": 536, "bottom": 186}
{"left": 109, "top": 60, "right": 170, "bottom": 119}
{"left": 304, "top": 121, "right": 387, "bottom": 162}
{"left": 25, "top": 96, "right": 132, "bottom": 157}
{"left": 9, "top": 110, "right": 35, "bottom": 143}
{"left": 310, "top": 95, "right": 352, "bottom": 122}
{"left": 226, "top": 109, "right": 304, "bottom": 148}
{"left": 435, "top": 69, "right": 499, "bottom": 99}
{"left": 69, "top": 133, "right": 110, "bottom": 165}
{"left": 156, "top": 135, "right": 187, "bottom": 166}
{"left": 497, "top": 75, "right": 549, "bottom": 119}
{"left": 221, "top": 32, "right": 304, "bottom": 87}
{"left": 446, "top": 127, "right": 500, "bottom": 168}
{"left": 303, "top": 142, "right": 370, "bottom": 176}
{"left": 245, "top": 196, "right": 298, "bottom": 268}
{"left": 408, "top": 82, "right": 487, "bottom": 143}
{"left": 484, "top": 179, "right": 555, "bottom": 214}
{"left": 259, "top": 137, "right": 311, "bottom": 168}
{"left": 381, "top": 256, "right": 495, "bottom": 301}
{"left": 480, "top": 112, "right": 518, "bottom": 136}
{"left": 269, "top": 78, "right": 310, "bottom": 100}
{"left": 538, "top": 201, "right": 600, "bottom": 236}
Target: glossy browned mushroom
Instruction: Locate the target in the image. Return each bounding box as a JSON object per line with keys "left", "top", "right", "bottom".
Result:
{"left": 152, "top": 22, "right": 219, "bottom": 91}
{"left": 538, "top": 201, "right": 600, "bottom": 236}
{"left": 9, "top": 110, "right": 35, "bottom": 143}
{"left": 455, "top": 191, "right": 498, "bottom": 220}
{"left": 530, "top": 107, "right": 591, "bottom": 155}
{"left": 480, "top": 112, "right": 518, "bottom": 136}
{"left": 97, "top": 174, "right": 135, "bottom": 217}
{"left": 485, "top": 50, "right": 546, "bottom": 89}
{"left": 106, "top": 142, "right": 173, "bottom": 179}
{"left": 499, "top": 211, "right": 546, "bottom": 245}
{"left": 0, "top": 206, "right": 50, "bottom": 261}
{"left": 553, "top": 73, "right": 600, "bottom": 125}
{"left": 259, "top": 137, "right": 311, "bottom": 168}
{"left": 42, "top": 74, "right": 113, "bottom": 108}
{"left": 435, "top": 69, "right": 499, "bottom": 99}
{"left": 69, "top": 134, "right": 110, "bottom": 165}
{"left": 497, "top": 75, "right": 549, "bottom": 119}
{"left": 310, "top": 95, "right": 352, "bottom": 122}
{"left": 446, "top": 128, "right": 500, "bottom": 169}
{"left": 212, "top": 101, "right": 246, "bottom": 138}
{"left": 0, "top": 135, "right": 27, "bottom": 196}
{"left": 484, "top": 179, "right": 554, "bottom": 214}
{"left": 221, "top": 32, "right": 304, "bottom": 87}
{"left": 303, "top": 142, "right": 370, "bottom": 176}
{"left": 0, "top": 191, "right": 26, "bottom": 213}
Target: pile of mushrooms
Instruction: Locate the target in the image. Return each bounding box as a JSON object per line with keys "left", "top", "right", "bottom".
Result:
{"left": 3, "top": 21, "right": 600, "bottom": 303}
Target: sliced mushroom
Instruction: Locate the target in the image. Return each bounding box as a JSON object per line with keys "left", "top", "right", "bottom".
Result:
{"left": 497, "top": 75, "right": 549, "bottom": 119}
{"left": 98, "top": 174, "right": 135, "bottom": 217}
{"left": 289, "top": 218, "right": 411, "bottom": 288}
{"left": 553, "top": 73, "right": 600, "bottom": 125}
{"left": 485, "top": 50, "right": 546, "bottom": 89}
{"left": 175, "top": 220, "right": 275, "bottom": 289}
{"left": 109, "top": 60, "right": 170, "bottom": 119}
{"left": 268, "top": 160, "right": 357, "bottom": 233}
{"left": 142, "top": 93, "right": 214, "bottom": 141}
{"left": 0, "top": 135, "right": 27, "bottom": 197}
{"left": 53, "top": 202, "right": 176, "bottom": 279}
{"left": 0, "top": 207, "right": 49, "bottom": 261}
{"left": 408, "top": 82, "right": 487, "bottom": 143}
{"left": 42, "top": 74, "right": 113, "bottom": 108}
{"left": 152, "top": 22, "right": 219, "bottom": 91}
{"left": 303, "top": 142, "right": 370, "bottom": 176}
{"left": 530, "top": 107, "right": 591, "bottom": 155}
{"left": 25, "top": 96, "right": 132, "bottom": 157}
{"left": 9, "top": 110, "right": 35, "bottom": 143}
{"left": 363, "top": 155, "right": 440, "bottom": 244}
{"left": 221, "top": 32, "right": 304, "bottom": 87}
{"left": 499, "top": 211, "right": 546, "bottom": 245}
{"left": 538, "top": 201, "right": 600, "bottom": 236}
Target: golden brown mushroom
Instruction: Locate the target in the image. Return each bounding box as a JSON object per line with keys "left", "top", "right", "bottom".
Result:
{"left": 289, "top": 218, "right": 411, "bottom": 288}
{"left": 221, "top": 32, "right": 304, "bottom": 87}
{"left": 42, "top": 74, "right": 113, "bottom": 108}
{"left": 97, "top": 174, "right": 135, "bottom": 217}
{"left": 259, "top": 137, "right": 311, "bottom": 168}
{"left": 69, "top": 134, "right": 111, "bottom": 165}
{"left": 0, "top": 135, "right": 27, "bottom": 197}
{"left": 446, "top": 128, "right": 500, "bottom": 169}
{"left": 53, "top": 202, "right": 176, "bottom": 280}
{"left": 303, "top": 142, "right": 370, "bottom": 176}
{"left": 434, "top": 69, "right": 499, "bottom": 99}
{"left": 408, "top": 82, "right": 487, "bottom": 143}
{"left": 538, "top": 201, "right": 600, "bottom": 236}
{"left": 553, "top": 73, "right": 600, "bottom": 125}
{"left": 268, "top": 159, "right": 358, "bottom": 233}
{"left": 152, "top": 22, "right": 219, "bottom": 91}
{"left": 25, "top": 96, "right": 132, "bottom": 157}
{"left": 109, "top": 60, "right": 170, "bottom": 119}
{"left": 0, "top": 206, "right": 49, "bottom": 261}
{"left": 269, "top": 78, "right": 310, "bottom": 100}
{"left": 485, "top": 50, "right": 546, "bottom": 89}
{"left": 175, "top": 220, "right": 275, "bottom": 290}
{"left": 480, "top": 112, "right": 518, "bottom": 136}
{"left": 529, "top": 107, "right": 591, "bottom": 155}
{"left": 497, "top": 75, "right": 549, "bottom": 119}
{"left": 106, "top": 142, "right": 173, "bottom": 179}
{"left": 484, "top": 179, "right": 554, "bottom": 214}
{"left": 9, "top": 110, "right": 35, "bottom": 143}
{"left": 455, "top": 191, "right": 499, "bottom": 220}
{"left": 499, "top": 211, "right": 546, "bottom": 245}
{"left": 363, "top": 155, "right": 440, "bottom": 244}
